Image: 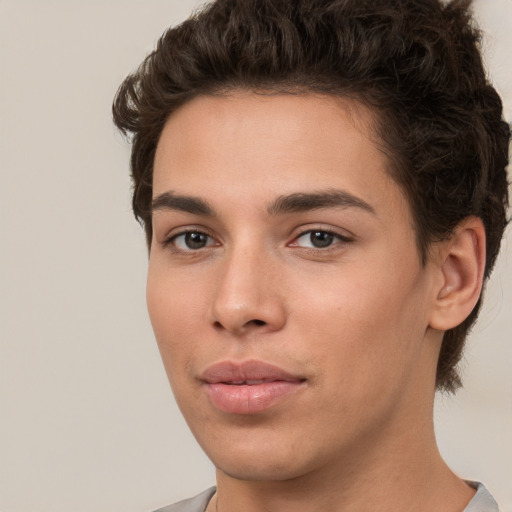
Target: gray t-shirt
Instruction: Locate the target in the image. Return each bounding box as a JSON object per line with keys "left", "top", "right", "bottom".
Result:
{"left": 465, "top": 482, "right": 500, "bottom": 512}
{"left": 153, "top": 482, "right": 499, "bottom": 512}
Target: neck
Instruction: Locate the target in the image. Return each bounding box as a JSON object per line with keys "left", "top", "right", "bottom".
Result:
{"left": 211, "top": 395, "right": 474, "bottom": 512}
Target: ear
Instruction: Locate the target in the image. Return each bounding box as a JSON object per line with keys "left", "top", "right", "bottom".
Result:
{"left": 429, "top": 217, "right": 486, "bottom": 331}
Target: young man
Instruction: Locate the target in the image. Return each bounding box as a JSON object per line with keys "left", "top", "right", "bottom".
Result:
{"left": 113, "top": 0, "right": 509, "bottom": 511}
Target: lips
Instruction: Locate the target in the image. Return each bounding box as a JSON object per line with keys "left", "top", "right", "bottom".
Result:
{"left": 200, "top": 360, "right": 306, "bottom": 414}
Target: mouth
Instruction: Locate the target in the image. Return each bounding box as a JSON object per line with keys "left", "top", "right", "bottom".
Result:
{"left": 200, "top": 360, "right": 306, "bottom": 415}
{"left": 226, "top": 379, "right": 279, "bottom": 385}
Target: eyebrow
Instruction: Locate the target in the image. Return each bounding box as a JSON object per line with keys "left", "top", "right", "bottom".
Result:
{"left": 267, "top": 190, "right": 376, "bottom": 215}
{"left": 151, "top": 192, "right": 215, "bottom": 216}
{"left": 151, "top": 189, "right": 376, "bottom": 217}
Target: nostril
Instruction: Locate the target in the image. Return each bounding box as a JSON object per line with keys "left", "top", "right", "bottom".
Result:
{"left": 213, "top": 318, "right": 267, "bottom": 332}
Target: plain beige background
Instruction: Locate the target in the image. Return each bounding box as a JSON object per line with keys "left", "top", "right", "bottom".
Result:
{"left": 0, "top": 1, "right": 511, "bottom": 511}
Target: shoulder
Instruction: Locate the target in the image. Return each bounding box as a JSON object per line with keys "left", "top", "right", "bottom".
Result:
{"left": 463, "top": 482, "right": 500, "bottom": 512}
{"left": 150, "top": 483, "right": 500, "bottom": 512}
{"left": 152, "top": 488, "right": 216, "bottom": 512}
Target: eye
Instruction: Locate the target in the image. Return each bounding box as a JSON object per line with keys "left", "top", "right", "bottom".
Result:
{"left": 292, "top": 230, "right": 349, "bottom": 249}
{"left": 171, "top": 231, "right": 216, "bottom": 250}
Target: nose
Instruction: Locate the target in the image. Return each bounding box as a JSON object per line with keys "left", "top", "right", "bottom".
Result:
{"left": 209, "top": 246, "right": 287, "bottom": 336}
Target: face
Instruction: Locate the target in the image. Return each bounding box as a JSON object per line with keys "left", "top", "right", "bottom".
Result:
{"left": 148, "top": 92, "right": 441, "bottom": 483}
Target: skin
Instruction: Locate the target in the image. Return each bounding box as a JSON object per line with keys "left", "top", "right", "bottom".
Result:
{"left": 147, "top": 92, "right": 481, "bottom": 511}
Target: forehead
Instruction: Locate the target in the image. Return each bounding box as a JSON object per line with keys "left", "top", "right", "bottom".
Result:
{"left": 153, "top": 92, "right": 407, "bottom": 223}
{"left": 155, "top": 91, "right": 378, "bottom": 157}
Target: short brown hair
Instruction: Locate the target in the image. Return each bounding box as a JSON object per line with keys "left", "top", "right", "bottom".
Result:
{"left": 113, "top": 0, "right": 510, "bottom": 392}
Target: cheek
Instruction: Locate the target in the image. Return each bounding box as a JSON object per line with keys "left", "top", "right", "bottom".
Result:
{"left": 293, "top": 260, "right": 428, "bottom": 387}
{"left": 146, "top": 267, "right": 204, "bottom": 376}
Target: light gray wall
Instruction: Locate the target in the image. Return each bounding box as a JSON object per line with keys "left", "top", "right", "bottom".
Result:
{"left": 1, "top": 1, "right": 510, "bottom": 511}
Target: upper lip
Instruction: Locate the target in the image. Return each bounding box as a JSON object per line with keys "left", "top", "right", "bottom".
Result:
{"left": 200, "top": 360, "right": 305, "bottom": 384}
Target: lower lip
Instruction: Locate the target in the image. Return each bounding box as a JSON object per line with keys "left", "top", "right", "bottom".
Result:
{"left": 205, "top": 381, "right": 304, "bottom": 414}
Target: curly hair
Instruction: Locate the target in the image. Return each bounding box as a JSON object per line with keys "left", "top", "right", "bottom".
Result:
{"left": 112, "top": 0, "right": 510, "bottom": 392}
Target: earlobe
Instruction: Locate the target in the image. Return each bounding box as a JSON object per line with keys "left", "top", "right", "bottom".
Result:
{"left": 429, "top": 217, "right": 486, "bottom": 331}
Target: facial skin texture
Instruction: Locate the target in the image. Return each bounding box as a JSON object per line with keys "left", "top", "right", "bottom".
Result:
{"left": 148, "top": 93, "right": 480, "bottom": 511}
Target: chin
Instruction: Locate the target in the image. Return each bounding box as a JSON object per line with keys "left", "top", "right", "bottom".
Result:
{"left": 200, "top": 434, "right": 323, "bottom": 483}
{"left": 215, "top": 457, "right": 309, "bottom": 483}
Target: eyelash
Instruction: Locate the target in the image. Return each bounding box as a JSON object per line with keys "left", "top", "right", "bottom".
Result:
{"left": 290, "top": 229, "right": 353, "bottom": 250}
{"left": 162, "top": 226, "right": 353, "bottom": 253}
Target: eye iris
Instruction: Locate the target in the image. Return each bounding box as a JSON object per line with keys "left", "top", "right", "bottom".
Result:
{"left": 310, "top": 231, "right": 334, "bottom": 248}
{"left": 185, "top": 232, "right": 208, "bottom": 249}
